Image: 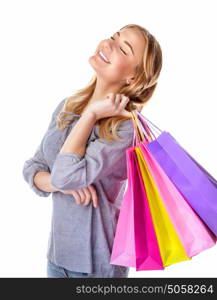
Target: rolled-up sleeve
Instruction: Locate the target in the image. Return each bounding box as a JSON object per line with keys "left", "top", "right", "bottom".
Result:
{"left": 22, "top": 97, "right": 67, "bottom": 197}
{"left": 22, "top": 141, "right": 51, "bottom": 197}
{"left": 50, "top": 120, "right": 134, "bottom": 191}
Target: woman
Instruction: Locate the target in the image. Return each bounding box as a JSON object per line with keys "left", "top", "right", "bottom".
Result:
{"left": 22, "top": 24, "right": 162, "bottom": 278}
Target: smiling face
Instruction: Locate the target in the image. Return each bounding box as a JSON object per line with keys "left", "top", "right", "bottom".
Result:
{"left": 89, "top": 27, "right": 145, "bottom": 88}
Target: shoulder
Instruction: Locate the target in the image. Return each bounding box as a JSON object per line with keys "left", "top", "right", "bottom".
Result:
{"left": 94, "top": 118, "right": 134, "bottom": 138}
{"left": 118, "top": 118, "right": 134, "bottom": 134}
{"left": 110, "top": 119, "right": 135, "bottom": 145}
{"left": 51, "top": 97, "right": 68, "bottom": 118}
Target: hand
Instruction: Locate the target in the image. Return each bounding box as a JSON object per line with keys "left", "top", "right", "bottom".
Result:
{"left": 59, "top": 184, "right": 98, "bottom": 208}
{"left": 135, "top": 104, "right": 143, "bottom": 113}
{"left": 85, "top": 93, "right": 131, "bottom": 120}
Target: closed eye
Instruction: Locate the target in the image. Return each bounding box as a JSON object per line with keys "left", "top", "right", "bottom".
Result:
{"left": 110, "top": 36, "right": 127, "bottom": 56}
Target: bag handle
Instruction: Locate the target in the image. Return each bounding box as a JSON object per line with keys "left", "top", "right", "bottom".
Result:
{"left": 131, "top": 116, "right": 140, "bottom": 145}
{"left": 137, "top": 113, "right": 157, "bottom": 140}
{"left": 132, "top": 110, "right": 146, "bottom": 141}
{"left": 136, "top": 113, "right": 155, "bottom": 140}
{"left": 130, "top": 111, "right": 153, "bottom": 146}
{"left": 130, "top": 111, "right": 144, "bottom": 144}
{"left": 130, "top": 111, "right": 163, "bottom": 146}
{"left": 137, "top": 112, "right": 163, "bottom": 134}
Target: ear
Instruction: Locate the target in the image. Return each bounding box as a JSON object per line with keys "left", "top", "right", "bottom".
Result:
{"left": 126, "top": 77, "right": 135, "bottom": 85}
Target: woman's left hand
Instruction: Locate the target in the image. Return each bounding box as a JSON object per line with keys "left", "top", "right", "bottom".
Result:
{"left": 84, "top": 93, "right": 131, "bottom": 120}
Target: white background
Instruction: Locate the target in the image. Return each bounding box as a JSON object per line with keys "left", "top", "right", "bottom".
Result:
{"left": 0, "top": 0, "right": 216, "bottom": 278}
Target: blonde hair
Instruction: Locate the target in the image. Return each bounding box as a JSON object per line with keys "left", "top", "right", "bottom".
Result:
{"left": 56, "top": 23, "right": 163, "bottom": 142}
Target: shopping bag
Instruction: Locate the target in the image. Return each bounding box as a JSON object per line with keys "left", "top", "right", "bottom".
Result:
{"left": 131, "top": 111, "right": 191, "bottom": 267}
{"left": 138, "top": 141, "right": 216, "bottom": 257}
{"left": 137, "top": 113, "right": 217, "bottom": 236}
{"left": 137, "top": 111, "right": 217, "bottom": 189}
{"left": 110, "top": 146, "right": 164, "bottom": 270}
{"left": 135, "top": 146, "right": 191, "bottom": 267}
{"left": 111, "top": 110, "right": 216, "bottom": 271}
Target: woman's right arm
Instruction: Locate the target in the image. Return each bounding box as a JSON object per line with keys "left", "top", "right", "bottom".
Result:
{"left": 22, "top": 97, "right": 98, "bottom": 206}
{"left": 33, "top": 171, "right": 58, "bottom": 193}
{"left": 22, "top": 97, "right": 67, "bottom": 197}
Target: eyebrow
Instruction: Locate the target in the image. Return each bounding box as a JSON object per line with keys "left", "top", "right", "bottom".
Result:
{"left": 116, "top": 31, "right": 134, "bottom": 55}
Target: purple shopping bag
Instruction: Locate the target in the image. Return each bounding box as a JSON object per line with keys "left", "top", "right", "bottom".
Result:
{"left": 136, "top": 112, "right": 217, "bottom": 236}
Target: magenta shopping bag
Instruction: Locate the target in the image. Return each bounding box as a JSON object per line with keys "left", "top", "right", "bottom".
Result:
{"left": 110, "top": 147, "right": 164, "bottom": 270}
{"left": 137, "top": 112, "right": 217, "bottom": 237}
{"left": 138, "top": 141, "right": 216, "bottom": 257}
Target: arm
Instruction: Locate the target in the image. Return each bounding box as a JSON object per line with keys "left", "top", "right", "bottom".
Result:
{"left": 33, "top": 171, "right": 58, "bottom": 193}
{"left": 22, "top": 97, "right": 67, "bottom": 197}
{"left": 50, "top": 119, "right": 134, "bottom": 191}
{"left": 59, "top": 111, "right": 97, "bottom": 156}
{"left": 22, "top": 140, "right": 52, "bottom": 197}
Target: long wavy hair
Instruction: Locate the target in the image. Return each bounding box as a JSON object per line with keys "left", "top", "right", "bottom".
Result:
{"left": 56, "top": 23, "right": 163, "bottom": 142}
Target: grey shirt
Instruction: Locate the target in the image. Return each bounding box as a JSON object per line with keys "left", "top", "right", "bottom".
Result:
{"left": 22, "top": 97, "right": 135, "bottom": 278}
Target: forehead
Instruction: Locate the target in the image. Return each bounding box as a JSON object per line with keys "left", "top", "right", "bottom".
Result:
{"left": 119, "top": 28, "right": 145, "bottom": 63}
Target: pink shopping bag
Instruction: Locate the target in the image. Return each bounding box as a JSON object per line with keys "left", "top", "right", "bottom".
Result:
{"left": 110, "top": 147, "right": 164, "bottom": 270}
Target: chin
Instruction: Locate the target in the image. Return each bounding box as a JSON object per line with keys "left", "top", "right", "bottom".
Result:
{"left": 88, "top": 55, "right": 99, "bottom": 70}
{"left": 88, "top": 57, "right": 102, "bottom": 75}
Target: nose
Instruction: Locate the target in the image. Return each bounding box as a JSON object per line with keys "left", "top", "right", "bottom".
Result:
{"left": 96, "top": 39, "right": 112, "bottom": 56}
{"left": 104, "top": 39, "right": 112, "bottom": 51}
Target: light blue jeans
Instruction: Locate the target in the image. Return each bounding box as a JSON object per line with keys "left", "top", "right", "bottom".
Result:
{"left": 47, "top": 259, "right": 89, "bottom": 278}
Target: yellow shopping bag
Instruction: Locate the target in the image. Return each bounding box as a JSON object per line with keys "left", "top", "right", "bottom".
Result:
{"left": 135, "top": 146, "right": 191, "bottom": 267}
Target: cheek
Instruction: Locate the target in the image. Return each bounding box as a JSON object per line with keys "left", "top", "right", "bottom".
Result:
{"left": 109, "top": 57, "right": 129, "bottom": 76}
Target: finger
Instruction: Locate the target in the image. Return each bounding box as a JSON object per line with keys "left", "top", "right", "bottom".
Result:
{"left": 122, "top": 94, "right": 129, "bottom": 102}
{"left": 121, "top": 109, "right": 132, "bottom": 118}
{"left": 107, "top": 93, "right": 115, "bottom": 100}
{"left": 81, "top": 188, "right": 91, "bottom": 206}
{"left": 88, "top": 185, "right": 98, "bottom": 208}
{"left": 136, "top": 104, "right": 143, "bottom": 112}
{"left": 108, "top": 93, "right": 116, "bottom": 105}
{"left": 120, "top": 95, "right": 129, "bottom": 109}
{"left": 114, "top": 94, "right": 122, "bottom": 106}
{"left": 77, "top": 189, "right": 86, "bottom": 204}
{"left": 71, "top": 190, "right": 83, "bottom": 205}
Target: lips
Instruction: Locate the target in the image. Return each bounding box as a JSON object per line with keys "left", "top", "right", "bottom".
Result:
{"left": 97, "top": 50, "right": 111, "bottom": 64}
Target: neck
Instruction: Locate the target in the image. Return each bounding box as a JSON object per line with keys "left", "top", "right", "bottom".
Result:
{"left": 89, "top": 77, "right": 122, "bottom": 104}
